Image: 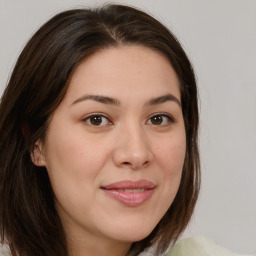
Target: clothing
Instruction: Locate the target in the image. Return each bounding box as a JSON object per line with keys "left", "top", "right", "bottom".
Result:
{"left": 165, "top": 236, "right": 254, "bottom": 256}
{"left": 0, "top": 243, "right": 10, "bottom": 256}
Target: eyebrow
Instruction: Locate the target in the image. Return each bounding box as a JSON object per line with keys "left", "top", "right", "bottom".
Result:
{"left": 72, "top": 93, "right": 181, "bottom": 107}
{"left": 146, "top": 94, "right": 181, "bottom": 107}
{"left": 72, "top": 95, "right": 120, "bottom": 105}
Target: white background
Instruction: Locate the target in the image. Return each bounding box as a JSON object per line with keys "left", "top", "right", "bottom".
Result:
{"left": 0, "top": 0, "right": 255, "bottom": 254}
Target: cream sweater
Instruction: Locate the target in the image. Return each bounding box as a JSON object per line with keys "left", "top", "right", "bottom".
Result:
{"left": 166, "top": 237, "right": 254, "bottom": 256}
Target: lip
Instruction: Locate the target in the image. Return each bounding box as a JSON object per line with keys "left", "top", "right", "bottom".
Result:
{"left": 101, "top": 179, "right": 156, "bottom": 207}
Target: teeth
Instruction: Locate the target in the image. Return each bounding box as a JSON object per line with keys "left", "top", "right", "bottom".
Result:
{"left": 119, "top": 189, "right": 145, "bottom": 193}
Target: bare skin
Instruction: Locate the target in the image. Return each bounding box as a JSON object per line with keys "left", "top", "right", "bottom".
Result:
{"left": 32, "top": 45, "right": 186, "bottom": 256}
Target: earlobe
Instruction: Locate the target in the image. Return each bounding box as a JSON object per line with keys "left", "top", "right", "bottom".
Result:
{"left": 30, "top": 140, "right": 46, "bottom": 166}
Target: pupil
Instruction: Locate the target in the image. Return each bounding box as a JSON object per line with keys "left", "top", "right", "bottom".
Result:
{"left": 90, "top": 116, "right": 102, "bottom": 126}
{"left": 151, "top": 115, "right": 163, "bottom": 125}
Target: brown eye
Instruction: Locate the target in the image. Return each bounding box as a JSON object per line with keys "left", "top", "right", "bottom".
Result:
{"left": 90, "top": 116, "right": 103, "bottom": 126}
{"left": 147, "top": 114, "right": 174, "bottom": 126}
{"left": 83, "top": 115, "right": 110, "bottom": 127}
{"left": 151, "top": 115, "right": 164, "bottom": 125}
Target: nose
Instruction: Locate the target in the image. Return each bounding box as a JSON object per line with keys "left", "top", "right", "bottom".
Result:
{"left": 112, "top": 125, "right": 154, "bottom": 170}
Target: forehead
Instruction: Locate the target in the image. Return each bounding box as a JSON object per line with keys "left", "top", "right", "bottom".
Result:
{"left": 64, "top": 45, "right": 181, "bottom": 104}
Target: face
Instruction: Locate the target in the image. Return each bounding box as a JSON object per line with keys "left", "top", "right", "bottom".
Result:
{"left": 33, "top": 46, "right": 186, "bottom": 252}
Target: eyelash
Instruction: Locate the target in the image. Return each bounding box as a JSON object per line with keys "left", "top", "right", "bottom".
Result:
{"left": 82, "top": 113, "right": 175, "bottom": 127}
{"left": 146, "top": 113, "right": 175, "bottom": 126}
{"left": 82, "top": 113, "right": 112, "bottom": 127}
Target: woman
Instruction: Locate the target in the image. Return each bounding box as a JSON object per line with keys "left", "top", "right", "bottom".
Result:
{"left": 0, "top": 4, "right": 200, "bottom": 256}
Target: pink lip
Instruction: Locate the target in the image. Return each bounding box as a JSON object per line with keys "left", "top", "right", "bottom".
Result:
{"left": 101, "top": 179, "right": 156, "bottom": 207}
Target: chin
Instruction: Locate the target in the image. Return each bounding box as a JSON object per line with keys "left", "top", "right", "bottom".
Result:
{"left": 114, "top": 233, "right": 151, "bottom": 244}
{"left": 107, "top": 222, "right": 155, "bottom": 243}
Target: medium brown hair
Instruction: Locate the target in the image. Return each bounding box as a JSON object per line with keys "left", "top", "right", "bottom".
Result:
{"left": 0, "top": 4, "right": 200, "bottom": 256}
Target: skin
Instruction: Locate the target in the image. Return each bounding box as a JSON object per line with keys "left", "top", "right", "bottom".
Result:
{"left": 32, "top": 45, "right": 186, "bottom": 256}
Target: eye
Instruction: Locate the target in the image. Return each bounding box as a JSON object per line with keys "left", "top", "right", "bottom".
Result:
{"left": 147, "top": 114, "right": 174, "bottom": 126}
{"left": 82, "top": 114, "right": 111, "bottom": 127}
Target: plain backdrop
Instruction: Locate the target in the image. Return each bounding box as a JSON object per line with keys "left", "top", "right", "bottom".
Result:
{"left": 0, "top": 0, "right": 255, "bottom": 254}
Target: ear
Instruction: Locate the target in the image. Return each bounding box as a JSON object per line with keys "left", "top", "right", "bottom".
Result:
{"left": 30, "top": 140, "right": 46, "bottom": 166}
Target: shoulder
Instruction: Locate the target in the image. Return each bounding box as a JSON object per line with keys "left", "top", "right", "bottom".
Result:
{"left": 165, "top": 236, "right": 254, "bottom": 256}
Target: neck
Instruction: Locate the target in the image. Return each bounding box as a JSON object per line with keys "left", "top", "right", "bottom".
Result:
{"left": 67, "top": 235, "right": 132, "bottom": 256}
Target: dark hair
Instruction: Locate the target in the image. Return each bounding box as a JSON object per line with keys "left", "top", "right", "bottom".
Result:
{"left": 0, "top": 4, "right": 200, "bottom": 256}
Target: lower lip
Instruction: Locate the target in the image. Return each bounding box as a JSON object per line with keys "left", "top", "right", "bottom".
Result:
{"left": 102, "top": 189, "right": 155, "bottom": 207}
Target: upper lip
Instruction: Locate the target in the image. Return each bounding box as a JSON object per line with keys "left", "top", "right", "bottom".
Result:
{"left": 101, "top": 179, "right": 156, "bottom": 190}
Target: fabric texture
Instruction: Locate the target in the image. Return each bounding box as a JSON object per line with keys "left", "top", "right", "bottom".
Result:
{"left": 0, "top": 244, "right": 10, "bottom": 256}
{"left": 165, "top": 236, "right": 254, "bottom": 256}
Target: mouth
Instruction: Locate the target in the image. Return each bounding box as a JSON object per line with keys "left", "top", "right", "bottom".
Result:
{"left": 101, "top": 179, "right": 156, "bottom": 207}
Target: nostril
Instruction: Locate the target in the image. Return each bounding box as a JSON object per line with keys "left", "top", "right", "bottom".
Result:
{"left": 121, "top": 160, "right": 150, "bottom": 169}
{"left": 143, "top": 161, "right": 149, "bottom": 167}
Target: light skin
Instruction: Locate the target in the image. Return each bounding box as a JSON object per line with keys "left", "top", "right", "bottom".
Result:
{"left": 32, "top": 45, "right": 186, "bottom": 256}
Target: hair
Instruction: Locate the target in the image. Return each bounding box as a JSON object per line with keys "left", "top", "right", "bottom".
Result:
{"left": 0, "top": 4, "right": 200, "bottom": 256}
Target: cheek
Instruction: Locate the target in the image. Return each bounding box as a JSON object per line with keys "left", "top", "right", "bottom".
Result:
{"left": 42, "top": 128, "right": 110, "bottom": 216}
{"left": 44, "top": 126, "right": 110, "bottom": 180}
{"left": 146, "top": 132, "right": 186, "bottom": 226}
{"left": 154, "top": 133, "right": 186, "bottom": 176}
{"left": 153, "top": 130, "right": 186, "bottom": 203}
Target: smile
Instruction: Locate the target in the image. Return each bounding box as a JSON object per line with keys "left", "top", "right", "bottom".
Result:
{"left": 101, "top": 179, "right": 156, "bottom": 207}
